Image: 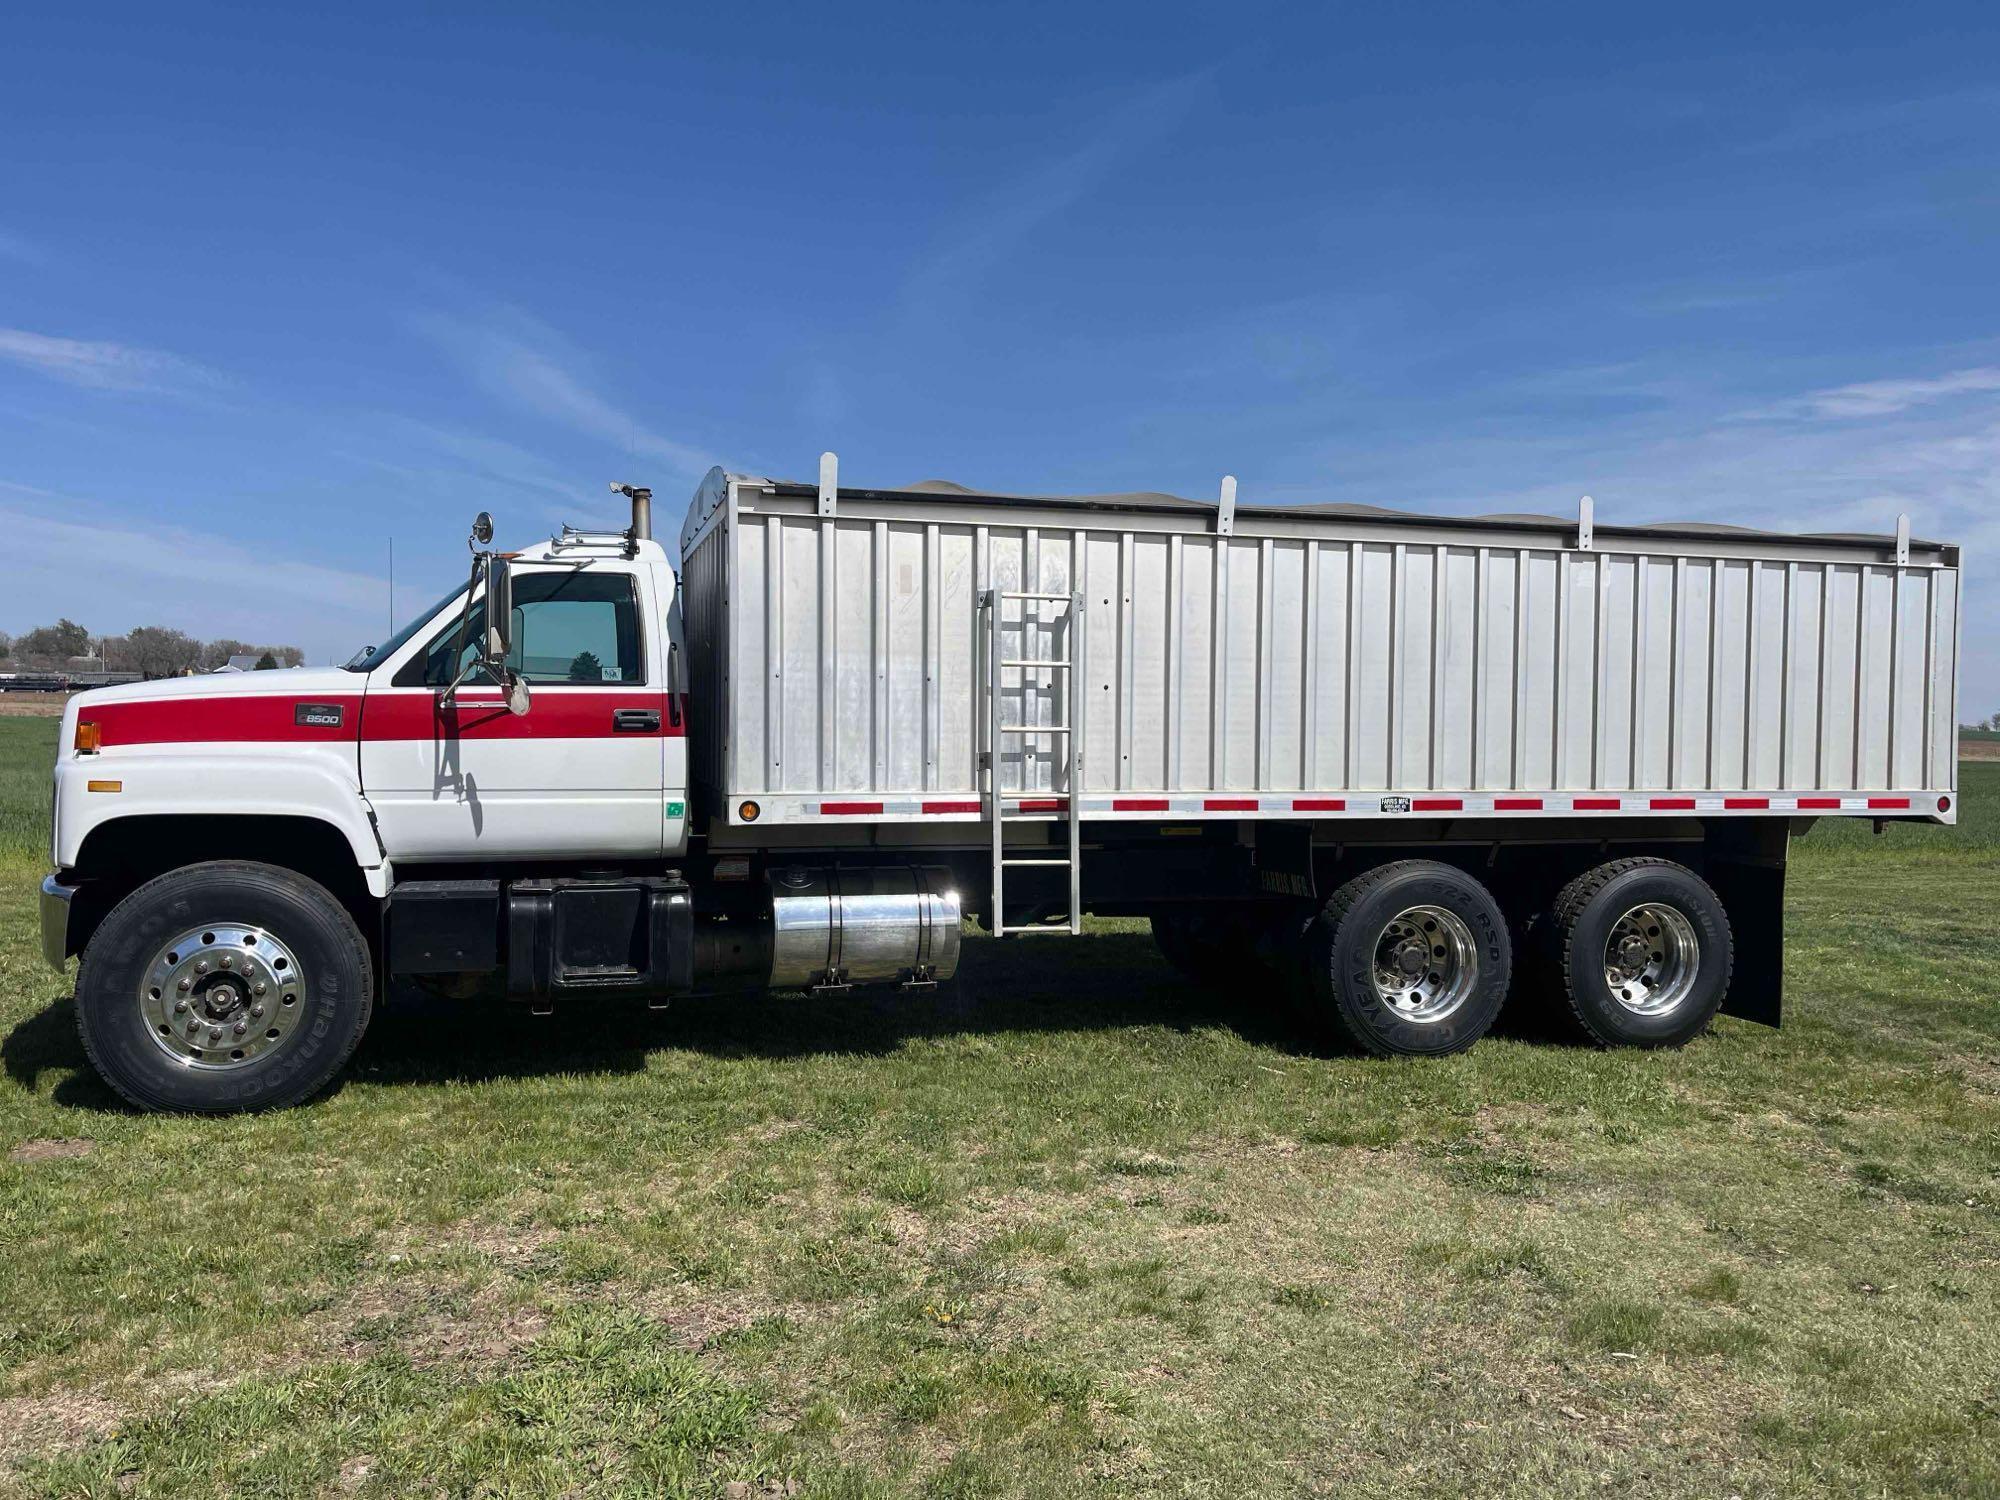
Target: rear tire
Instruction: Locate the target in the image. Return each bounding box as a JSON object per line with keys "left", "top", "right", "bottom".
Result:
{"left": 1551, "top": 858, "right": 1732, "bottom": 1048}
{"left": 1303, "top": 861, "right": 1511, "bottom": 1056}
{"left": 76, "top": 860, "right": 375, "bottom": 1112}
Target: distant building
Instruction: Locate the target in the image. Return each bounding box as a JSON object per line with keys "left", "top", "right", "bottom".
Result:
{"left": 214, "top": 654, "right": 264, "bottom": 673}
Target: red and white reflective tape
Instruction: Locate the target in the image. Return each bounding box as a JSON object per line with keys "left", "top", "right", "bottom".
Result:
{"left": 764, "top": 791, "right": 1941, "bottom": 823}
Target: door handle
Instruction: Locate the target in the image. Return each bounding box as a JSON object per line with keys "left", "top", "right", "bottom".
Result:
{"left": 612, "top": 708, "right": 661, "bottom": 733}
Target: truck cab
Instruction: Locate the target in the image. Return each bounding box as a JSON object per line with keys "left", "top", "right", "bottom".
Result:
{"left": 47, "top": 526, "right": 689, "bottom": 888}
{"left": 353, "top": 530, "right": 689, "bottom": 862}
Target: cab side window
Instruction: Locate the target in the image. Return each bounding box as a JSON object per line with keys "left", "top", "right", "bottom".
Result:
{"left": 397, "top": 572, "right": 645, "bottom": 687}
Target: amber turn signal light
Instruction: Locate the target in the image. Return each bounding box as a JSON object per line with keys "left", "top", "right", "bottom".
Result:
{"left": 74, "top": 721, "right": 101, "bottom": 754}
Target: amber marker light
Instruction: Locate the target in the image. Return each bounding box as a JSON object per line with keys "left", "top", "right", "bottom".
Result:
{"left": 739, "top": 799, "right": 761, "bottom": 822}
{"left": 86, "top": 780, "right": 122, "bottom": 793}
{"left": 74, "top": 721, "right": 101, "bottom": 754}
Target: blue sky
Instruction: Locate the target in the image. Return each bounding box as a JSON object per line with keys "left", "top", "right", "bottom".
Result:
{"left": 3, "top": 2, "right": 1996, "bottom": 710}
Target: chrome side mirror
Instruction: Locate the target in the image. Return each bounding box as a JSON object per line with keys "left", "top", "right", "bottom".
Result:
{"left": 483, "top": 555, "right": 513, "bottom": 665}
{"left": 470, "top": 511, "right": 494, "bottom": 548}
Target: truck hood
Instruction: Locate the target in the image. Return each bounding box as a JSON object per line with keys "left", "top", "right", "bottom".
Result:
{"left": 71, "top": 667, "right": 361, "bottom": 707}
{"left": 68, "top": 669, "right": 367, "bottom": 750}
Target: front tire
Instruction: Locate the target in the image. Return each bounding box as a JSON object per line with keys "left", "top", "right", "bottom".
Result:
{"left": 1304, "top": 860, "right": 1511, "bottom": 1056}
{"left": 76, "top": 861, "right": 375, "bottom": 1112}
{"left": 1551, "top": 858, "right": 1732, "bottom": 1048}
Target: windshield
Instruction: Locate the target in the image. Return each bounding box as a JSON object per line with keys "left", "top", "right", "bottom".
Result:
{"left": 342, "top": 583, "right": 467, "bottom": 671}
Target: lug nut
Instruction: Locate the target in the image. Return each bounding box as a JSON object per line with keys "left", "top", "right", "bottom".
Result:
{"left": 233, "top": 1021, "right": 248, "bottom": 1036}
{"left": 253, "top": 982, "right": 267, "bottom": 996}
{"left": 220, "top": 955, "right": 233, "bottom": 968}
{"left": 195, "top": 960, "right": 209, "bottom": 974}
{"left": 178, "top": 977, "right": 193, "bottom": 992}
{"left": 208, "top": 1027, "right": 222, "bottom": 1041}
{"left": 250, "top": 1004, "right": 264, "bottom": 1019}
{"left": 174, "top": 1000, "right": 188, "bottom": 1014}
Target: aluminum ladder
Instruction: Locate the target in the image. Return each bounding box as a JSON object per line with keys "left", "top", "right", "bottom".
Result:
{"left": 981, "top": 588, "right": 1083, "bottom": 936}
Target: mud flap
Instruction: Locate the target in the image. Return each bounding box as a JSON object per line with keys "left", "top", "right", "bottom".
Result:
{"left": 1704, "top": 821, "right": 1788, "bottom": 1028}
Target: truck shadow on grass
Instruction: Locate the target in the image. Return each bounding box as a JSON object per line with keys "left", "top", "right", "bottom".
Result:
{"left": 5, "top": 931, "right": 1586, "bottom": 1109}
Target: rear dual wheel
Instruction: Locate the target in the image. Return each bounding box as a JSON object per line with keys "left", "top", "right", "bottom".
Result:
{"left": 1302, "top": 861, "right": 1512, "bottom": 1056}
{"left": 1550, "top": 858, "right": 1732, "bottom": 1048}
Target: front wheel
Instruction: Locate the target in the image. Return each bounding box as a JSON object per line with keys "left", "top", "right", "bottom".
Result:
{"left": 1303, "top": 860, "right": 1512, "bottom": 1056}
{"left": 76, "top": 861, "right": 375, "bottom": 1112}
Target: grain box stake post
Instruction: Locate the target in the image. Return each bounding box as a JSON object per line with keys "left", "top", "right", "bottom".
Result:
{"left": 39, "top": 456, "right": 1963, "bottom": 1110}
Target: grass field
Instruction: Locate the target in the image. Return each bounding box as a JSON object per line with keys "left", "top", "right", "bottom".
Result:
{"left": 1, "top": 713, "right": 1995, "bottom": 1497}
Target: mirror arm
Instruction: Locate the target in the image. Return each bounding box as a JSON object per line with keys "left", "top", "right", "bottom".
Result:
{"left": 439, "top": 555, "right": 488, "bottom": 703}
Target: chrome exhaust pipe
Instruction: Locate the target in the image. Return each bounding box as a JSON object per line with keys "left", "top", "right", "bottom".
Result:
{"left": 610, "top": 483, "right": 654, "bottom": 541}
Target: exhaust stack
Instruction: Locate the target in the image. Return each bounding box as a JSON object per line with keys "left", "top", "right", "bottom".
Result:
{"left": 610, "top": 483, "right": 654, "bottom": 541}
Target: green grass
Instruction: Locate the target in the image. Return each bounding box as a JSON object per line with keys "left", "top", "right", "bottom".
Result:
{"left": 0, "top": 718, "right": 54, "bottom": 864}
{"left": 1, "top": 721, "right": 1995, "bottom": 1497}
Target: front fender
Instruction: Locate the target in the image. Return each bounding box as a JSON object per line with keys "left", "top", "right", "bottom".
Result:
{"left": 55, "top": 750, "right": 388, "bottom": 896}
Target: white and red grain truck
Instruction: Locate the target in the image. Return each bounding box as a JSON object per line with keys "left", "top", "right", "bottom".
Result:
{"left": 40, "top": 459, "right": 1962, "bottom": 1111}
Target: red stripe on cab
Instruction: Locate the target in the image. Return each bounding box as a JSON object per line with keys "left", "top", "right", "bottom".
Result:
{"left": 359, "top": 690, "right": 679, "bottom": 740}
{"left": 89, "top": 695, "right": 364, "bottom": 747}
{"left": 85, "top": 690, "right": 688, "bottom": 747}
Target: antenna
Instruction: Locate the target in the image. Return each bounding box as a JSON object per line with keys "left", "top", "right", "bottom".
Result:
{"left": 388, "top": 538, "right": 395, "bottom": 635}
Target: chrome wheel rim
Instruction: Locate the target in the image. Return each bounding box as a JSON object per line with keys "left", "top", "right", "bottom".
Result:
{"left": 1369, "top": 905, "right": 1478, "bottom": 1023}
{"left": 139, "top": 923, "right": 307, "bottom": 1069}
{"left": 1602, "top": 903, "right": 1699, "bottom": 1016}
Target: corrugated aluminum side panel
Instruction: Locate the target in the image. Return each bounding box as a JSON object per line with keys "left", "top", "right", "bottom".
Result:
{"left": 681, "top": 515, "right": 729, "bottom": 801}
{"left": 699, "top": 492, "right": 1959, "bottom": 805}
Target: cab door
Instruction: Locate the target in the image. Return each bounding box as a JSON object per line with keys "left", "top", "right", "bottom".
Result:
{"left": 360, "top": 563, "right": 669, "bottom": 860}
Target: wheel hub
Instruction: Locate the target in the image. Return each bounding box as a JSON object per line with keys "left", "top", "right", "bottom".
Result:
{"left": 1369, "top": 905, "right": 1479, "bottom": 1023}
{"left": 140, "top": 923, "right": 306, "bottom": 1069}
{"left": 1601, "top": 904, "right": 1700, "bottom": 1016}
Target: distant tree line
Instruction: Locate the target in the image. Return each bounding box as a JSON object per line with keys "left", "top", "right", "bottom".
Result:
{"left": 0, "top": 619, "right": 304, "bottom": 678}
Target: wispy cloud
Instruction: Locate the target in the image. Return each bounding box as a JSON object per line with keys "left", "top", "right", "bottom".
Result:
{"left": 1744, "top": 366, "right": 2000, "bottom": 421}
{"left": 0, "top": 495, "right": 418, "bottom": 664}
{"left": 0, "top": 327, "right": 220, "bottom": 393}
{"left": 416, "top": 311, "right": 713, "bottom": 477}
{"left": 901, "top": 73, "right": 1213, "bottom": 325}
